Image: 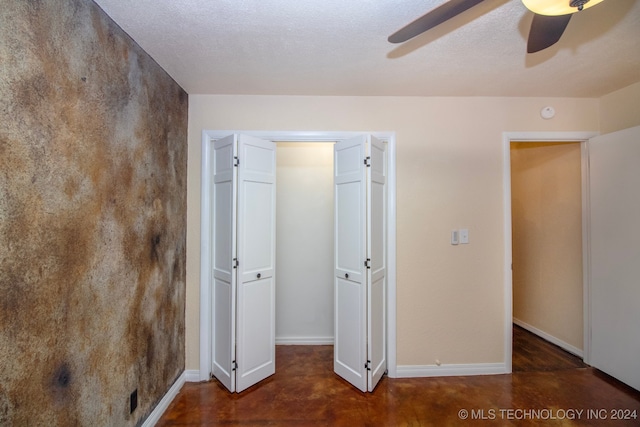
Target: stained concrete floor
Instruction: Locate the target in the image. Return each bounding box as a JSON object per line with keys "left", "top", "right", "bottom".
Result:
{"left": 158, "top": 330, "right": 640, "bottom": 426}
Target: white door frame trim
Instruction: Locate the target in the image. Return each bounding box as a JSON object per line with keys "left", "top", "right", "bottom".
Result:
{"left": 502, "top": 131, "right": 598, "bottom": 373}
{"left": 200, "top": 130, "right": 397, "bottom": 381}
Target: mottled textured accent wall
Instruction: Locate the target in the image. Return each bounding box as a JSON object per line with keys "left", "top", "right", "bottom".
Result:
{"left": 0, "top": 1, "right": 188, "bottom": 425}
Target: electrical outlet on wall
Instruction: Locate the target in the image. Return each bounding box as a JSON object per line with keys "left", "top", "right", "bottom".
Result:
{"left": 460, "top": 228, "right": 469, "bottom": 244}
{"left": 130, "top": 389, "right": 138, "bottom": 414}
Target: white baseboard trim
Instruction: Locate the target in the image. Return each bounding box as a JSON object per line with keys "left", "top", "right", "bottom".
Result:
{"left": 396, "top": 363, "right": 507, "bottom": 378}
{"left": 184, "top": 369, "right": 201, "bottom": 383}
{"left": 275, "top": 336, "right": 334, "bottom": 345}
{"left": 141, "top": 372, "right": 185, "bottom": 427}
{"left": 513, "top": 318, "right": 583, "bottom": 358}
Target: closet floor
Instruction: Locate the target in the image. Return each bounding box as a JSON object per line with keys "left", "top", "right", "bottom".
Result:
{"left": 158, "top": 341, "right": 640, "bottom": 426}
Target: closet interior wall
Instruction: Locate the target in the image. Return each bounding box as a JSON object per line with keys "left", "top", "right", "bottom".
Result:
{"left": 275, "top": 142, "right": 335, "bottom": 344}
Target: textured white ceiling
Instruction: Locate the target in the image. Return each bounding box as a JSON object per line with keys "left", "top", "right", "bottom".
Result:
{"left": 93, "top": 0, "right": 640, "bottom": 97}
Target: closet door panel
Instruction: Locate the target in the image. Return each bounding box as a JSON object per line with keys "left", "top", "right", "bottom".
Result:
{"left": 211, "top": 134, "right": 237, "bottom": 392}
{"left": 334, "top": 136, "right": 367, "bottom": 392}
{"left": 367, "top": 136, "right": 387, "bottom": 391}
{"left": 236, "top": 135, "right": 276, "bottom": 392}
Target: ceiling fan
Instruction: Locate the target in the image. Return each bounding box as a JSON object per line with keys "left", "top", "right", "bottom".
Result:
{"left": 388, "top": 0, "right": 607, "bottom": 53}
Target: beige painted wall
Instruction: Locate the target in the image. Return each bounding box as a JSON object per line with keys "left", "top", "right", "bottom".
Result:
{"left": 599, "top": 82, "right": 640, "bottom": 134}
{"left": 186, "top": 95, "right": 600, "bottom": 370}
{"left": 275, "top": 143, "right": 334, "bottom": 342}
{"left": 511, "top": 142, "right": 583, "bottom": 351}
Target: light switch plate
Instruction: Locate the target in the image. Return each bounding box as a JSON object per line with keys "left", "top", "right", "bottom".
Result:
{"left": 451, "top": 230, "right": 459, "bottom": 245}
{"left": 460, "top": 228, "right": 469, "bottom": 244}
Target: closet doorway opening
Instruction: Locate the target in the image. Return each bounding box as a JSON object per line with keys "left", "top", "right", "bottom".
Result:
{"left": 199, "top": 130, "right": 397, "bottom": 388}
{"left": 275, "top": 142, "right": 334, "bottom": 345}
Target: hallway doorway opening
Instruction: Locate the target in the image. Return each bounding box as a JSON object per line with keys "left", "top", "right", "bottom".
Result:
{"left": 502, "top": 131, "right": 596, "bottom": 373}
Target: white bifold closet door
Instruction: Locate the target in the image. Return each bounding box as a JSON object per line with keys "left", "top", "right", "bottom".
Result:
{"left": 334, "top": 135, "right": 387, "bottom": 392}
{"left": 588, "top": 126, "right": 640, "bottom": 391}
{"left": 211, "top": 134, "right": 276, "bottom": 393}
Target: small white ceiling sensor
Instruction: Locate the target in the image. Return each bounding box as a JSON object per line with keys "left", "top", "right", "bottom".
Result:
{"left": 540, "top": 106, "right": 556, "bottom": 119}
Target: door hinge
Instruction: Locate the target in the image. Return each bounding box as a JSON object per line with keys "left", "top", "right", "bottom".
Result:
{"left": 232, "top": 360, "right": 238, "bottom": 371}
{"left": 365, "top": 360, "right": 371, "bottom": 371}
{"left": 233, "top": 258, "right": 239, "bottom": 269}
{"left": 234, "top": 156, "right": 240, "bottom": 167}
{"left": 364, "top": 258, "right": 371, "bottom": 269}
{"left": 364, "top": 156, "right": 371, "bottom": 167}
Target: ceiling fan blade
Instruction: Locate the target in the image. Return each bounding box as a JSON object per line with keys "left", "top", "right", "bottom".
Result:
{"left": 388, "top": 0, "right": 485, "bottom": 44}
{"left": 527, "top": 13, "right": 572, "bottom": 53}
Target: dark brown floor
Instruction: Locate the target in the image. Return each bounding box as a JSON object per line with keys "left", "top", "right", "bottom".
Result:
{"left": 512, "top": 324, "right": 587, "bottom": 372}
{"left": 158, "top": 328, "right": 640, "bottom": 426}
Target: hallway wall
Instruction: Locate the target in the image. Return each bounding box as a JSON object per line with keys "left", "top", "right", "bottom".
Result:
{"left": 599, "top": 82, "right": 640, "bottom": 134}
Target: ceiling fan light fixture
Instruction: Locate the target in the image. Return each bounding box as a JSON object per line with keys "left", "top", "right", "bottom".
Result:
{"left": 522, "top": 0, "right": 606, "bottom": 16}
